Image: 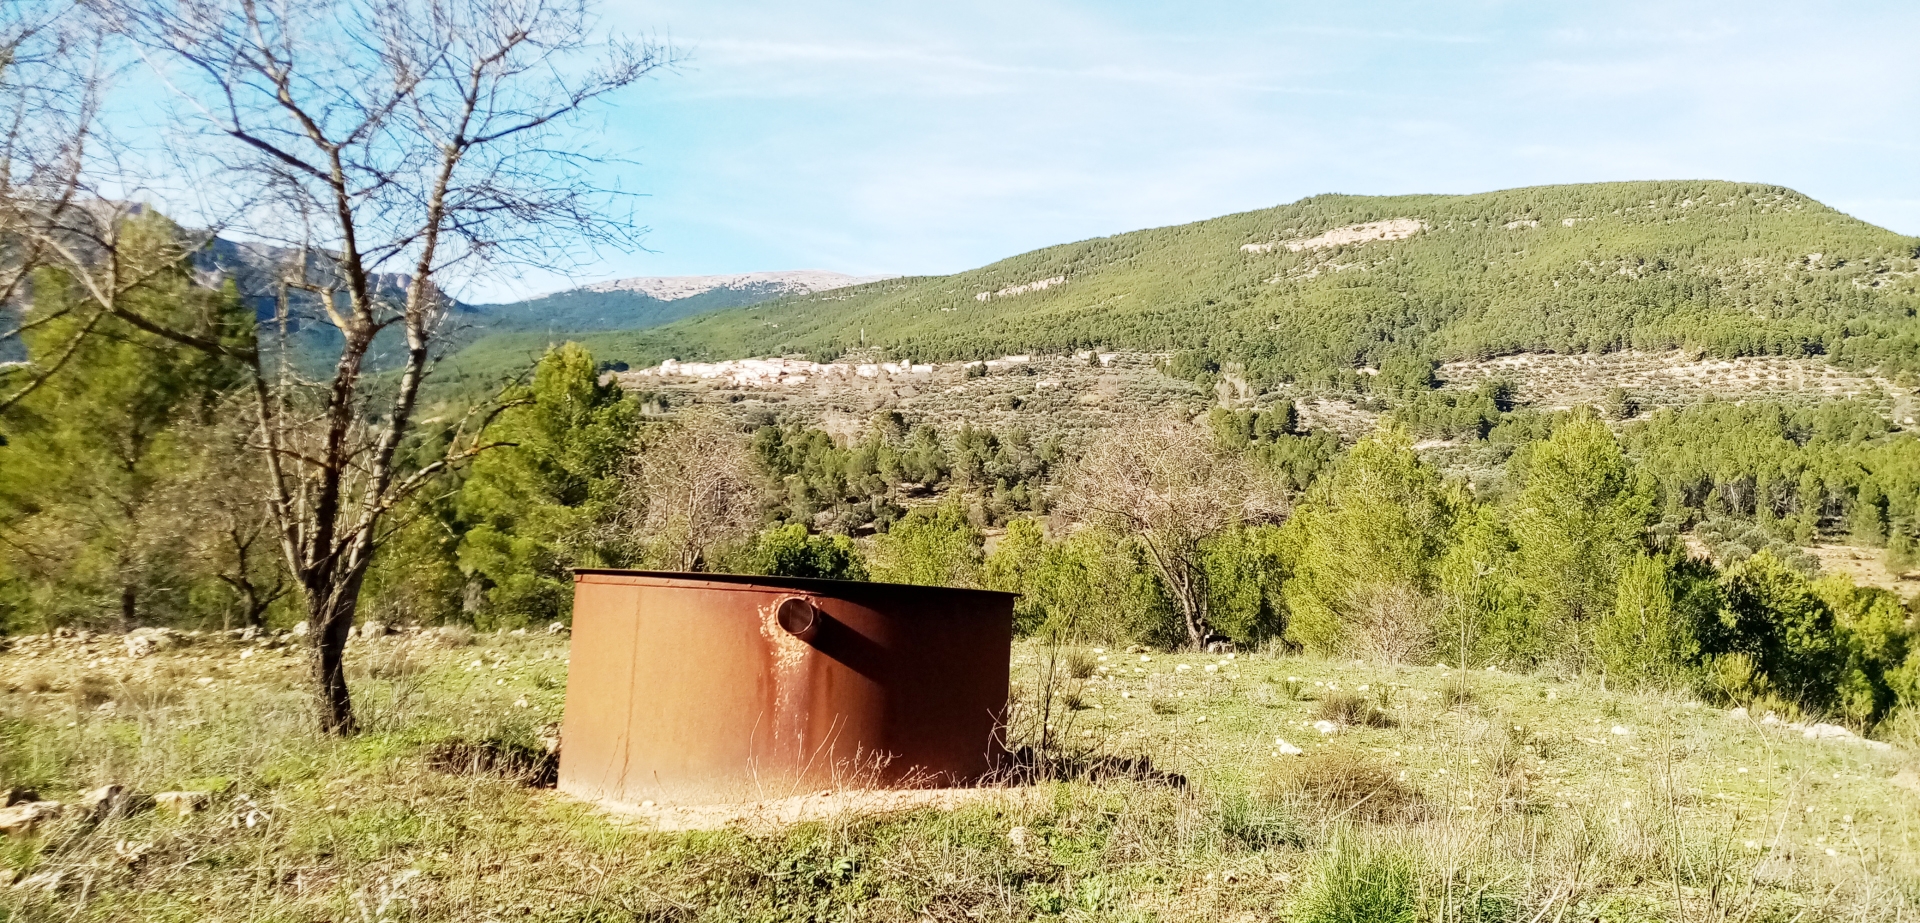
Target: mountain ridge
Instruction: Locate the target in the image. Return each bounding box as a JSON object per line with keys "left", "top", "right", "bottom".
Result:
{"left": 432, "top": 180, "right": 1920, "bottom": 390}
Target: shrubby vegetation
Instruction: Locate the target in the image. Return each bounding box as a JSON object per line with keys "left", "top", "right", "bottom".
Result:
{"left": 0, "top": 220, "right": 263, "bottom": 632}
{"left": 4, "top": 225, "right": 1918, "bottom": 736}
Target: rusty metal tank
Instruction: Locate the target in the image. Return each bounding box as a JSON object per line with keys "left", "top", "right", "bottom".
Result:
{"left": 558, "top": 570, "right": 1017, "bottom": 805}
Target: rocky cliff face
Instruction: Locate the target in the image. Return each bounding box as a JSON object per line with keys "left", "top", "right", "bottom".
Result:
{"left": 581, "top": 270, "right": 896, "bottom": 301}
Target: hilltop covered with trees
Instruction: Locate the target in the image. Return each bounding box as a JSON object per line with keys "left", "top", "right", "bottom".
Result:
{"left": 436, "top": 180, "right": 1920, "bottom": 391}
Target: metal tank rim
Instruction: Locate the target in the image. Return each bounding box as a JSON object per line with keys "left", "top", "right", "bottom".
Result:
{"left": 569, "top": 568, "right": 1020, "bottom": 604}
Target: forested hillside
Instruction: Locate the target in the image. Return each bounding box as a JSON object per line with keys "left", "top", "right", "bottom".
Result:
{"left": 445, "top": 181, "right": 1920, "bottom": 387}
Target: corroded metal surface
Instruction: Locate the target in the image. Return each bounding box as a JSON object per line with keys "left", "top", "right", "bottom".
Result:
{"left": 558, "top": 570, "right": 1016, "bottom": 805}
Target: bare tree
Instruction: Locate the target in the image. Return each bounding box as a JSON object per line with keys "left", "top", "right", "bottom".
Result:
{"left": 628, "top": 410, "right": 761, "bottom": 572}
{"left": 1061, "top": 419, "right": 1286, "bottom": 649}
{"left": 168, "top": 416, "right": 291, "bottom": 630}
{"left": 0, "top": 1, "right": 124, "bottom": 414}
{"left": 37, "top": 0, "right": 675, "bottom": 733}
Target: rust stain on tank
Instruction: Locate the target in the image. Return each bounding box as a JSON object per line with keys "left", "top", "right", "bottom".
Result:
{"left": 558, "top": 570, "right": 1016, "bottom": 805}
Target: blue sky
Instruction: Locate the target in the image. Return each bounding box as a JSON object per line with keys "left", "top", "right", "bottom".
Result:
{"left": 480, "top": 2, "right": 1920, "bottom": 300}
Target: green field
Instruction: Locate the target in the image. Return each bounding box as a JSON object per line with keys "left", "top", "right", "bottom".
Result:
{"left": 3, "top": 629, "right": 1915, "bottom": 921}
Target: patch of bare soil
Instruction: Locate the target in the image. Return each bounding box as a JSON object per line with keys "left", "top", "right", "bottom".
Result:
{"left": 582, "top": 786, "right": 1042, "bottom": 833}
{"left": 1805, "top": 544, "right": 1920, "bottom": 598}
{"left": 618, "top": 351, "right": 1209, "bottom": 448}
{"left": 1438, "top": 350, "right": 1916, "bottom": 422}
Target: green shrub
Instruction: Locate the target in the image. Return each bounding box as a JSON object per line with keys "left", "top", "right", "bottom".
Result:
{"left": 1595, "top": 551, "right": 1716, "bottom": 688}
{"left": 1292, "top": 837, "right": 1418, "bottom": 923}
{"left": 719, "top": 523, "right": 868, "bottom": 581}
{"left": 985, "top": 519, "right": 1181, "bottom": 644}
{"left": 1706, "top": 551, "right": 1845, "bottom": 710}
{"left": 869, "top": 500, "right": 982, "bottom": 587}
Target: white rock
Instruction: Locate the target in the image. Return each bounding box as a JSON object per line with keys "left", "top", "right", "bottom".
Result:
{"left": 1803, "top": 723, "right": 1854, "bottom": 740}
{"left": 1313, "top": 720, "right": 1339, "bottom": 735}
{"left": 546, "top": 621, "right": 568, "bottom": 635}
{"left": 153, "top": 791, "right": 210, "bottom": 817}
{"left": 11, "top": 869, "right": 63, "bottom": 893}
{"left": 358, "top": 621, "right": 387, "bottom": 639}
{"left": 1727, "top": 706, "right": 1748, "bottom": 720}
{"left": 0, "top": 801, "right": 64, "bottom": 837}
{"left": 1610, "top": 725, "right": 1631, "bottom": 736}
{"left": 290, "top": 621, "right": 310, "bottom": 638}
{"left": 79, "top": 785, "right": 130, "bottom": 819}
{"left": 1008, "top": 825, "right": 1031, "bottom": 847}
{"left": 1274, "top": 738, "right": 1304, "bottom": 756}
{"left": 124, "top": 627, "right": 177, "bottom": 658}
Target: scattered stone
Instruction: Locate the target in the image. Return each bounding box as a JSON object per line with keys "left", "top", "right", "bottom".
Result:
{"left": 546, "top": 621, "right": 568, "bottom": 635}
{"left": 11, "top": 870, "right": 63, "bottom": 893}
{"left": 509, "top": 627, "right": 527, "bottom": 637}
{"left": 1008, "top": 825, "right": 1031, "bottom": 847}
{"left": 113, "top": 839, "right": 152, "bottom": 870}
{"left": 359, "top": 621, "right": 388, "bottom": 640}
{"left": 1802, "top": 723, "right": 1853, "bottom": 740}
{"left": 1610, "top": 725, "right": 1631, "bottom": 736}
{"left": 153, "top": 791, "right": 211, "bottom": 817}
{"left": 0, "top": 801, "right": 64, "bottom": 837}
{"left": 1274, "top": 738, "right": 1304, "bottom": 756}
{"left": 125, "top": 628, "right": 168, "bottom": 658}
{"left": 80, "top": 784, "right": 129, "bottom": 819}
{"left": 1313, "top": 719, "right": 1340, "bottom": 735}
{"left": 1727, "top": 706, "right": 1748, "bottom": 720}
{"left": 13, "top": 871, "right": 65, "bottom": 890}
{"left": 290, "top": 622, "right": 310, "bottom": 639}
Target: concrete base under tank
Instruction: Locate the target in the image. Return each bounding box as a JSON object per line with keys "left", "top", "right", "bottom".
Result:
{"left": 570, "top": 785, "right": 1043, "bottom": 833}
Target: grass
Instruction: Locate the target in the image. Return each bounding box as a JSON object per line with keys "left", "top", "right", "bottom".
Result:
{"left": 1, "top": 631, "right": 1917, "bottom": 921}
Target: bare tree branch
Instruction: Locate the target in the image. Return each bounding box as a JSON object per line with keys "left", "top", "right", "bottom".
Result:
{"left": 70, "top": 0, "right": 676, "bottom": 734}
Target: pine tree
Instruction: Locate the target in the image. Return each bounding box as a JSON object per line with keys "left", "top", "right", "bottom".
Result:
{"left": 1283, "top": 427, "right": 1454, "bottom": 660}
{"left": 1508, "top": 411, "right": 1655, "bottom": 663}
{"left": 0, "top": 217, "right": 251, "bottom": 631}
{"left": 455, "top": 343, "right": 637, "bottom": 626}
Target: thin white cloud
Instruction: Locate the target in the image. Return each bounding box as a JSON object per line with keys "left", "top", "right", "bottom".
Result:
{"left": 450, "top": 0, "right": 1920, "bottom": 301}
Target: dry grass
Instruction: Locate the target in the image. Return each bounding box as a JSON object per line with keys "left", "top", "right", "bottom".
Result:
{"left": 1313, "top": 689, "right": 1397, "bottom": 729}
{"left": 0, "top": 634, "right": 1913, "bottom": 921}
{"left": 1280, "top": 748, "right": 1426, "bottom": 826}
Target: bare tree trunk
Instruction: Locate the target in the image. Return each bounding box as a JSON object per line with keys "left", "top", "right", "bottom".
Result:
{"left": 305, "top": 566, "right": 368, "bottom": 735}
{"left": 1141, "top": 539, "right": 1212, "bottom": 649}
{"left": 243, "top": 587, "right": 268, "bottom": 629}
{"left": 119, "top": 582, "right": 137, "bottom": 633}
{"left": 55, "top": 0, "right": 669, "bottom": 736}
